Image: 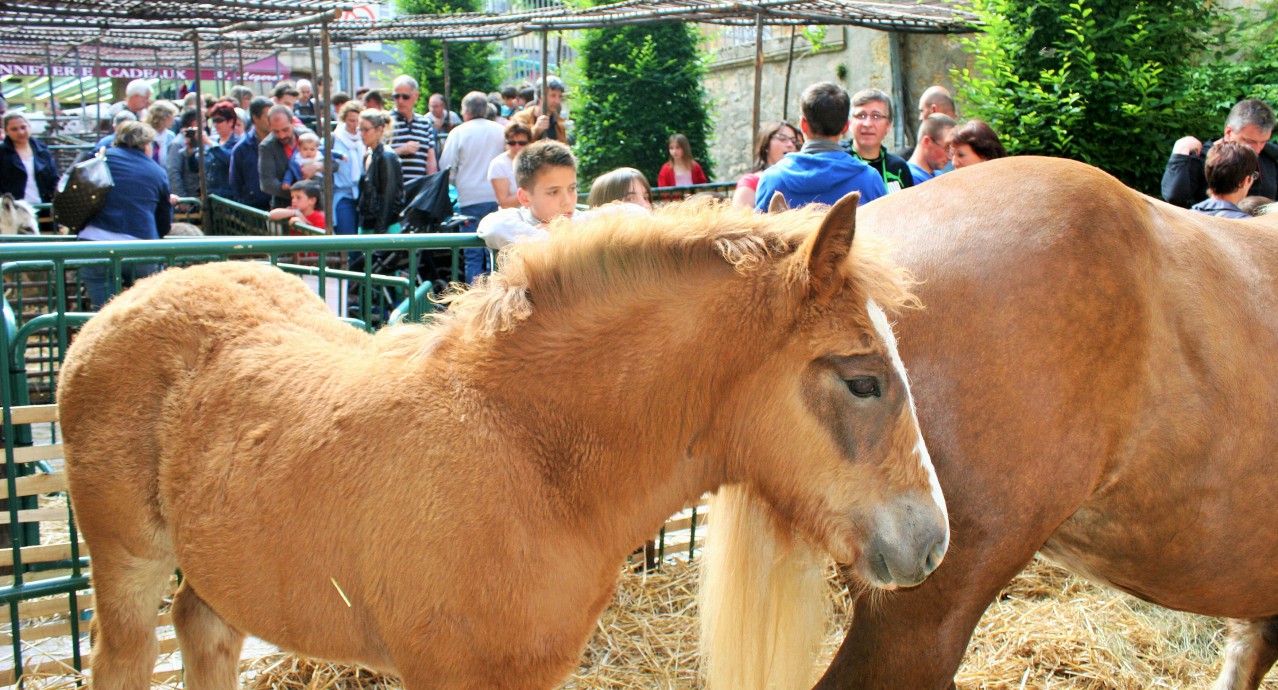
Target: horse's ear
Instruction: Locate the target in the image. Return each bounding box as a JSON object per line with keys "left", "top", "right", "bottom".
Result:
{"left": 0, "top": 194, "right": 12, "bottom": 211}
{"left": 801, "top": 192, "right": 860, "bottom": 299}
{"left": 768, "top": 192, "right": 789, "bottom": 214}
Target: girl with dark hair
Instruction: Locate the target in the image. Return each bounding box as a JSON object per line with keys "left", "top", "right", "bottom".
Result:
{"left": 657, "top": 133, "right": 708, "bottom": 187}
{"left": 0, "top": 112, "right": 58, "bottom": 205}
{"left": 732, "top": 120, "right": 800, "bottom": 207}
{"left": 948, "top": 119, "right": 1008, "bottom": 169}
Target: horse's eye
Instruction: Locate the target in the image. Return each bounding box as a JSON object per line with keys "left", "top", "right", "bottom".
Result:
{"left": 845, "top": 376, "right": 881, "bottom": 398}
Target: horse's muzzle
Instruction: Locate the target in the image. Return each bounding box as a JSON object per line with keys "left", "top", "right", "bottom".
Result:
{"left": 860, "top": 493, "right": 949, "bottom": 589}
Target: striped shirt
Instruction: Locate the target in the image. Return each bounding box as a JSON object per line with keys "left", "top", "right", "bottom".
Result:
{"left": 390, "top": 111, "right": 437, "bottom": 185}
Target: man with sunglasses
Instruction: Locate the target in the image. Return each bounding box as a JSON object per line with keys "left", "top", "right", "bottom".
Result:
{"left": 439, "top": 91, "right": 507, "bottom": 280}
{"left": 844, "top": 88, "right": 914, "bottom": 194}
{"left": 389, "top": 75, "right": 439, "bottom": 186}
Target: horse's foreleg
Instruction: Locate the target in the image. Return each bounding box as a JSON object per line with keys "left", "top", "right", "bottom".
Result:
{"left": 85, "top": 550, "right": 175, "bottom": 690}
{"left": 1213, "top": 617, "right": 1278, "bottom": 690}
{"left": 812, "top": 532, "right": 1040, "bottom": 690}
{"left": 171, "top": 582, "right": 245, "bottom": 690}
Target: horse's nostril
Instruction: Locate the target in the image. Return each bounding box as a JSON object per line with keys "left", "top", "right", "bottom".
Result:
{"left": 871, "top": 551, "right": 893, "bottom": 584}
{"left": 925, "top": 539, "right": 946, "bottom": 574}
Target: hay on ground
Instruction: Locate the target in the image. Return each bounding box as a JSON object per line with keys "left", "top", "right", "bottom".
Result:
{"left": 20, "top": 557, "right": 1278, "bottom": 689}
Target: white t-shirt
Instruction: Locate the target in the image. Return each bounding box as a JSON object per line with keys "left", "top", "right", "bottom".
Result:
{"left": 476, "top": 203, "right": 645, "bottom": 251}
{"left": 487, "top": 152, "right": 517, "bottom": 196}
{"left": 21, "top": 155, "right": 39, "bottom": 204}
{"left": 438, "top": 118, "right": 506, "bottom": 206}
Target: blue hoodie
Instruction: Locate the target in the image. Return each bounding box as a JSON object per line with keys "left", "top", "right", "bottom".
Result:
{"left": 754, "top": 145, "right": 887, "bottom": 211}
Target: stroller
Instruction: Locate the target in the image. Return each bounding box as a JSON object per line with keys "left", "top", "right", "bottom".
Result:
{"left": 349, "top": 169, "right": 474, "bottom": 325}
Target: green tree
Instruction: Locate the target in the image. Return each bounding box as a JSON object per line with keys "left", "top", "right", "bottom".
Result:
{"left": 574, "top": 22, "right": 714, "bottom": 185}
{"left": 397, "top": 0, "right": 501, "bottom": 112}
{"left": 1185, "top": 1, "right": 1278, "bottom": 123}
{"left": 954, "top": 0, "right": 1219, "bottom": 193}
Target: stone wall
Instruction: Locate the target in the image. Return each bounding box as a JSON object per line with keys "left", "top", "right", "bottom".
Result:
{"left": 702, "top": 26, "right": 972, "bottom": 183}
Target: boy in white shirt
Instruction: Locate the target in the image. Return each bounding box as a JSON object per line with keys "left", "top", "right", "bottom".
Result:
{"left": 478, "top": 140, "right": 581, "bottom": 250}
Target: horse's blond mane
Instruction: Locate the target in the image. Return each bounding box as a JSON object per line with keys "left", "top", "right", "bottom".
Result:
{"left": 376, "top": 198, "right": 917, "bottom": 359}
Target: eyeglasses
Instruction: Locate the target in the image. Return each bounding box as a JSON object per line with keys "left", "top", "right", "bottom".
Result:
{"left": 210, "top": 117, "right": 226, "bottom": 124}
{"left": 359, "top": 125, "right": 377, "bottom": 133}
{"left": 771, "top": 133, "right": 798, "bottom": 143}
{"left": 392, "top": 93, "right": 414, "bottom": 100}
{"left": 506, "top": 140, "right": 529, "bottom": 147}
{"left": 852, "top": 112, "right": 889, "bottom": 122}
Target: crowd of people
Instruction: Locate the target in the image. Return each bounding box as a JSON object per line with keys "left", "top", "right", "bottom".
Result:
{"left": 1, "top": 69, "right": 1275, "bottom": 297}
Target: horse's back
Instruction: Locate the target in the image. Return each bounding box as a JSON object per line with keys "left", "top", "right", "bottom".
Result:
{"left": 60, "top": 261, "right": 366, "bottom": 537}
{"left": 862, "top": 156, "right": 1278, "bottom": 615}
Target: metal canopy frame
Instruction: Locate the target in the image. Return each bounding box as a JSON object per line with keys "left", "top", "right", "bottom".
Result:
{"left": 1, "top": 0, "right": 976, "bottom": 54}
{"left": 1, "top": 0, "right": 342, "bottom": 31}
{"left": 0, "top": 0, "right": 978, "bottom": 233}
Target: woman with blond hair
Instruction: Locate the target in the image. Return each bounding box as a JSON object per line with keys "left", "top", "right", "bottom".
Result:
{"left": 79, "top": 121, "right": 171, "bottom": 307}
{"left": 144, "top": 101, "right": 179, "bottom": 169}
{"left": 358, "top": 109, "right": 404, "bottom": 234}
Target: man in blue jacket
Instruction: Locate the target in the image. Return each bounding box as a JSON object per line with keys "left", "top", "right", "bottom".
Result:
{"left": 228, "top": 97, "right": 274, "bottom": 211}
{"left": 755, "top": 82, "right": 887, "bottom": 211}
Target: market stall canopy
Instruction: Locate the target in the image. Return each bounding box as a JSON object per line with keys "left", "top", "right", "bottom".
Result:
{"left": 275, "top": 0, "right": 976, "bottom": 45}
{"left": 0, "top": 0, "right": 976, "bottom": 52}
{"left": 0, "top": 0, "right": 344, "bottom": 31}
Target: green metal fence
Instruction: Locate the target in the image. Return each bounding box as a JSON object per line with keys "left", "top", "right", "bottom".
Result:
{"left": 0, "top": 233, "right": 485, "bottom": 684}
{"left": 204, "top": 195, "right": 324, "bottom": 236}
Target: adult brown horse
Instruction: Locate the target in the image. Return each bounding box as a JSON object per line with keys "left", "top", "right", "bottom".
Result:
{"left": 57, "top": 195, "right": 949, "bottom": 690}
{"left": 753, "top": 157, "right": 1277, "bottom": 690}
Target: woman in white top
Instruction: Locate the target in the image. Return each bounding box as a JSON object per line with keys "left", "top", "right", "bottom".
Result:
{"left": 144, "top": 101, "right": 178, "bottom": 169}
{"left": 488, "top": 122, "right": 531, "bottom": 209}
{"left": 0, "top": 112, "right": 59, "bottom": 206}
{"left": 331, "top": 100, "right": 367, "bottom": 236}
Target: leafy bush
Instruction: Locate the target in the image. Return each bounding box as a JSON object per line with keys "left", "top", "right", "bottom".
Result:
{"left": 574, "top": 23, "right": 714, "bottom": 185}
{"left": 397, "top": 0, "right": 501, "bottom": 112}
{"left": 1184, "top": 1, "right": 1278, "bottom": 124}
{"left": 954, "top": 0, "right": 1219, "bottom": 194}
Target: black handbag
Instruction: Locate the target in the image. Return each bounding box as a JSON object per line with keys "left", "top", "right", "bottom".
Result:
{"left": 53, "top": 149, "right": 113, "bottom": 232}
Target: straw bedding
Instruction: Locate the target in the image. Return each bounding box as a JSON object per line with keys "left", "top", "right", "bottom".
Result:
{"left": 229, "top": 557, "right": 1273, "bottom": 689}
{"left": 13, "top": 547, "right": 1276, "bottom": 688}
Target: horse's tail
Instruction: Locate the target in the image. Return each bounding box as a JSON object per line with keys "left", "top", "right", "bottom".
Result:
{"left": 699, "top": 485, "right": 830, "bottom": 690}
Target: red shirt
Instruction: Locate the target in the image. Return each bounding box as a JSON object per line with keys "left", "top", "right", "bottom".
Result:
{"left": 285, "top": 210, "right": 326, "bottom": 236}
{"left": 657, "top": 161, "right": 708, "bottom": 187}
{"left": 302, "top": 210, "right": 326, "bottom": 230}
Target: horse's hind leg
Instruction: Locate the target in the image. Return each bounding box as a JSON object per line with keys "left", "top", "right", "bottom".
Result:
{"left": 171, "top": 582, "right": 245, "bottom": 690}
{"left": 86, "top": 548, "right": 175, "bottom": 690}
{"left": 1213, "top": 617, "right": 1278, "bottom": 690}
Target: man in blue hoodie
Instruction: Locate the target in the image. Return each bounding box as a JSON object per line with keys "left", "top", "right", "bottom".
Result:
{"left": 755, "top": 82, "right": 887, "bottom": 211}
